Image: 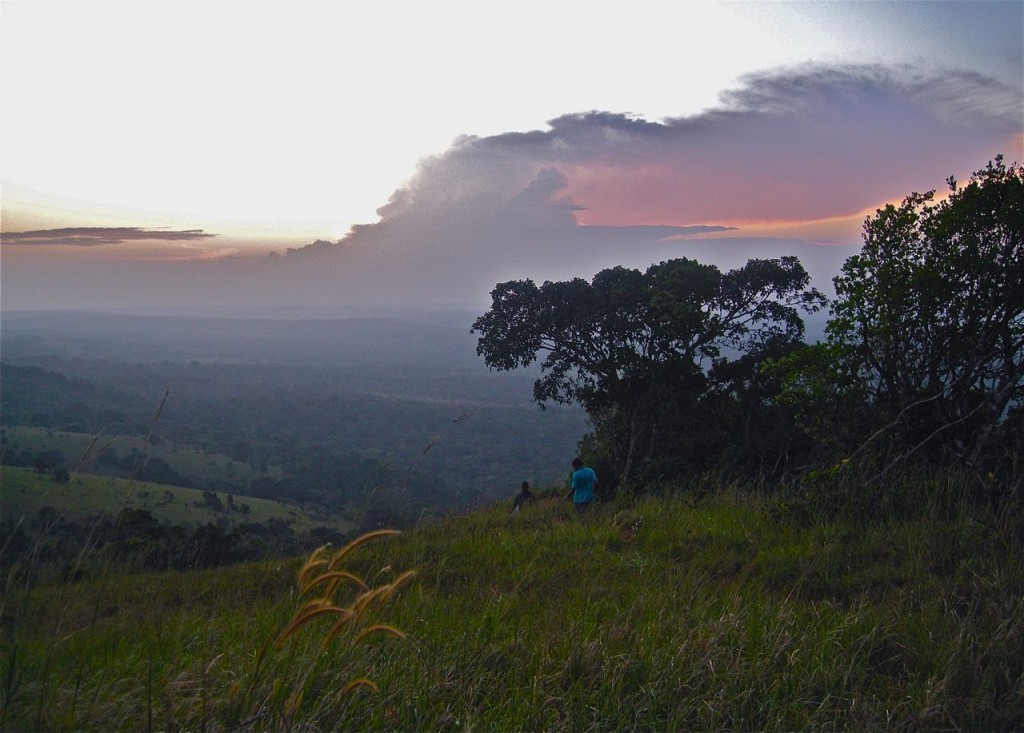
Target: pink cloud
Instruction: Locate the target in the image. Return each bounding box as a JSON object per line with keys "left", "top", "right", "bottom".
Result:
{"left": 376, "top": 65, "right": 1018, "bottom": 231}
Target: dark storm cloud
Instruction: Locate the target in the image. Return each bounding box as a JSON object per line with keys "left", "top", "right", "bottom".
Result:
{"left": 2, "top": 227, "right": 217, "bottom": 247}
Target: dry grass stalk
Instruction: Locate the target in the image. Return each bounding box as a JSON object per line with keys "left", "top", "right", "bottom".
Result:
{"left": 267, "top": 530, "right": 414, "bottom": 722}
{"left": 274, "top": 529, "right": 414, "bottom": 676}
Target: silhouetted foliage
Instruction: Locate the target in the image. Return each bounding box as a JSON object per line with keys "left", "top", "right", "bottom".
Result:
{"left": 474, "top": 257, "right": 825, "bottom": 488}
{"left": 826, "top": 156, "right": 1023, "bottom": 491}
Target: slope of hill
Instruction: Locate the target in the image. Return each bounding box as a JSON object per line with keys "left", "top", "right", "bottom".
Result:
{"left": 0, "top": 465, "right": 342, "bottom": 533}
{"left": 3, "top": 483, "right": 1020, "bottom": 731}
{"left": 1, "top": 425, "right": 284, "bottom": 492}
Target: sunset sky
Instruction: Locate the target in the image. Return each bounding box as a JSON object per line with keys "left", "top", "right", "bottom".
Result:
{"left": 2, "top": 0, "right": 1022, "bottom": 312}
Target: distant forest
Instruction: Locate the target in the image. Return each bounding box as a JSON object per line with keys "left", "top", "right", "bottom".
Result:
{"left": 0, "top": 310, "right": 587, "bottom": 529}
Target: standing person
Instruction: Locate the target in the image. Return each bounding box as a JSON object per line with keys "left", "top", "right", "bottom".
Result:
{"left": 568, "top": 457, "right": 597, "bottom": 515}
{"left": 512, "top": 480, "right": 536, "bottom": 513}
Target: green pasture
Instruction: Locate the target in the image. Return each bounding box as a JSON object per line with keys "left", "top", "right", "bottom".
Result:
{"left": 0, "top": 465, "right": 346, "bottom": 534}
{"left": 1, "top": 425, "right": 282, "bottom": 486}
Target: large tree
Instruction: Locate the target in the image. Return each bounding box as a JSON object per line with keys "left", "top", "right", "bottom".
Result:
{"left": 472, "top": 256, "right": 825, "bottom": 487}
{"left": 828, "top": 156, "right": 1024, "bottom": 474}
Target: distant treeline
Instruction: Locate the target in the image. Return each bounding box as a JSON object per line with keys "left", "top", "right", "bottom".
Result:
{"left": 1, "top": 506, "right": 345, "bottom": 580}
{"left": 0, "top": 351, "right": 585, "bottom": 520}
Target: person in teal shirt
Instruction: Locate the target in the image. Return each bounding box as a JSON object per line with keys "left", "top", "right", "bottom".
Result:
{"left": 568, "top": 457, "right": 597, "bottom": 514}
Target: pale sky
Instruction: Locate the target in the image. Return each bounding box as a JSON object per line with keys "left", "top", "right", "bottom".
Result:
{"left": 1, "top": 0, "right": 1022, "bottom": 311}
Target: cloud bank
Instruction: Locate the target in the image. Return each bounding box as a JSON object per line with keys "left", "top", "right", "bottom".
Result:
{"left": 3, "top": 64, "right": 1021, "bottom": 312}
{"left": 363, "top": 65, "right": 1019, "bottom": 229}
{"left": 264, "top": 64, "right": 1018, "bottom": 303}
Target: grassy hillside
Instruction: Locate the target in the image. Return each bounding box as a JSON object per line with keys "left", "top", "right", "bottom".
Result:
{"left": 2, "top": 486, "right": 1021, "bottom": 731}
{"left": 0, "top": 466, "right": 350, "bottom": 535}
{"left": 1, "top": 425, "right": 284, "bottom": 489}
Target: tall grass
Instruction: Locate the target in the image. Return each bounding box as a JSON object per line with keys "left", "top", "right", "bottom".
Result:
{"left": 2, "top": 475, "right": 1022, "bottom": 730}
{"left": 0, "top": 536, "right": 411, "bottom": 731}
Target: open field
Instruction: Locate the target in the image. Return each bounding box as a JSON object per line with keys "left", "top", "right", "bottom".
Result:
{"left": 1, "top": 425, "right": 284, "bottom": 488}
{"left": 0, "top": 466, "right": 349, "bottom": 535}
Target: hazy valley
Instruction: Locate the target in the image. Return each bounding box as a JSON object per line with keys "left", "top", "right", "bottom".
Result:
{"left": 1, "top": 308, "right": 588, "bottom": 533}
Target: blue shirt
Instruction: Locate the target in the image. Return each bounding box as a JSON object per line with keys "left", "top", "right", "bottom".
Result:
{"left": 571, "top": 467, "right": 597, "bottom": 504}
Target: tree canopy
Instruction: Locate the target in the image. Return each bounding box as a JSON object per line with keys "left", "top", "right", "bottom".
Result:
{"left": 473, "top": 256, "right": 825, "bottom": 487}
{"left": 828, "top": 156, "right": 1023, "bottom": 475}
